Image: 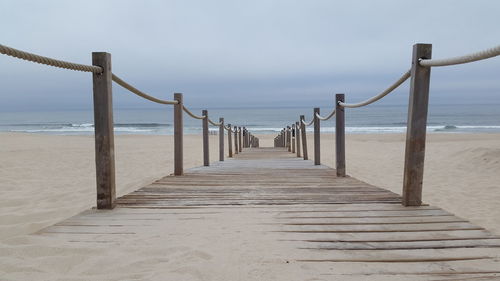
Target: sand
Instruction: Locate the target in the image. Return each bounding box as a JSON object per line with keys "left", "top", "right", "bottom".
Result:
{"left": 1, "top": 132, "right": 499, "bottom": 280}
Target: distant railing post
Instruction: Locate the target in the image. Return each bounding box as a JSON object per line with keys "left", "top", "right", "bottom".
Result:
{"left": 313, "top": 108, "right": 320, "bottom": 165}
{"left": 280, "top": 129, "right": 284, "bottom": 147}
{"left": 174, "top": 93, "right": 183, "bottom": 175}
{"left": 295, "top": 121, "right": 301, "bottom": 157}
{"left": 336, "top": 94, "right": 346, "bottom": 177}
{"left": 291, "top": 124, "right": 296, "bottom": 153}
{"left": 92, "top": 52, "right": 116, "bottom": 209}
{"left": 300, "top": 115, "right": 308, "bottom": 160}
{"left": 242, "top": 127, "right": 246, "bottom": 148}
{"left": 245, "top": 128, "right": 249, "bottom": 147}
{"left": 238, "top": 127, "right": 242, "bottom": 152}
{"left": 219, "top": 117, "right": 224, "bottom": 161}
{"left": 202, "top": 110, "right": 209, "bottom": 166}
{"left": 283, "top": 129, "right": 286, "bottom": 147}
{"left": 228, "top": 123, "right": 233, "bottom": 157}
{"left": 287, "top": 126, "right": 291, "bottom": 152}
{"left": 402, "top": 43, "right": 433, "bottom": 206}
{"left": 234, "top": 126, "right": 238, "bottom": 154}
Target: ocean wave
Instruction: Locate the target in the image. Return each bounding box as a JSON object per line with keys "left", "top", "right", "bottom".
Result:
{"left": 4, "top": 124, "right": 500, "bottom": 135}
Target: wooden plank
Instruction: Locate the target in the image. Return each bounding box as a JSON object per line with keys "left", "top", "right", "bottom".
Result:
{"left": 33, "top": 147, "right": 500, "bottom": 279}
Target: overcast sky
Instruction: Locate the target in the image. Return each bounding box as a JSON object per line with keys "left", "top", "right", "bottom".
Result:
{"left": 1, "top": 0, "right": 499, "bottom": 111}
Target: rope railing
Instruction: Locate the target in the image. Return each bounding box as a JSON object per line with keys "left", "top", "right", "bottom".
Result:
{"left": 315, "top": 109, "right": 336, "bottom": 121}
{"left": 208, "top": 118, "right": 222, "bottom": 126}
{"left": 111, "top": 74, "right": 178, "bottom": 105}
{"left": 182, "top": 105, "right": 206, "bottom": 120}
{"left": 275, "top": 42, "right": 500, "bottom": 209}
{"left": 338, "top": 70, "right": 411, "bottom": 108}
{"left": 420, "top": 45, "right": 500, "bottom": 67}
{"left": 0, "top": 43, "right": 102, "bottom": 73}
{"left": 1, "top": 44, "right": 180, "bottom": 105}
{"left": 301, "top": 118, "right": 314, "bottom": 126}
{"left": 1, "top": 43, "right": 260, "bottom": 210}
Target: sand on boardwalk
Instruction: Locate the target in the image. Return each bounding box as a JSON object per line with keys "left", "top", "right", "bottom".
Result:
{"left": 1, "top": 132, "right": 499, "bottom": 280}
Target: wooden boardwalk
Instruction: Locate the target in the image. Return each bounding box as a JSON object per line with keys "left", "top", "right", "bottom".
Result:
{"left": 39, "top": 147, "right": 500, "bottom": 280}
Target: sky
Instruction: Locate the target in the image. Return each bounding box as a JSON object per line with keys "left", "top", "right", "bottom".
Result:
{"left": 0, "top": 0, "right": 499, "bottom": 111}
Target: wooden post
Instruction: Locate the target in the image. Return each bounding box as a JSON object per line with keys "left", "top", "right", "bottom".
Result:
{"left": 228, "top": 123, "right": 233, "bottom": 157}
{"left": 295, "top": 121, "right": 301, "bottom": 157}
{"left": 234, "top": 126, "right": 238, "bottom": 154}
{"left": 402, "top": 43, "right": 433, "bottom": 206}
{"left": 219, "top": 117, "right": 224, "bottom": 161}
{"left": 287, "top": 126, "right": 291, "bottom": 152}
{"left": 174, "top": 93, "right": 183, "bottom": 175}
{"left": 300, "top": 115, "right": 308, "bottom": 160}
{"left": 238, "top": 127, "right": 242, "bottom": 152}
{"left": 244, "top": 128, "right": 248, "bottom": 147}
{"left": 313, "top": 108, "right": 320, "bottom": 165}
{"left": 282, "top": 129, "right": 286, "bottom": 147}
{"left": 202, "top": 110, "right": 209, "bottom": 166}
{"left": 92, "top": 52, "right": 116, "bottom": 209}
{"left": 336, "top": 94, "right": 346, "bottom": 177}
{"left": 291, "top": 124, "right": 296, "bottom": 153}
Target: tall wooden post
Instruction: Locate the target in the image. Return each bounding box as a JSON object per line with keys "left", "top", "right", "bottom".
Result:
{"left": 336, "top": 94, "right": 346, "bottom": 177}
{"left": 300, "top": 115, "right": 308, "bottom": 160}
{"left": 219, "top": 118, "right": 224, "bottom": 161}
{"left": 202, "top": 110, "right": 209, "bottom": 166}
{"left": 234, "top": 126, "right": 238, "bottom": 154}
{"left": 92, "top": 52, "right": 115, "bottom": 209}
{"left": 238, "top": 127, "right": 242, "bottom": 152}
{"left": 228, "top": 123, "right": 233, "bottom": 157}
{"left": 402, "top": 43, "right": 433, "bottom": 206}
{"left": 291, "top": 124, "right": 296, "bottom": 153}
{"left": 174, "top": 93, "right": 183, "bottom": 175}
{"left": 295, "top": 121, "right": 301, "bottom": 157}
{"left": 313, "top": 108, "right": 320, "bottom": 165}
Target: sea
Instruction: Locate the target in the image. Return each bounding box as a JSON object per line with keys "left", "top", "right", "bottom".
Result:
{"left": 1, "top": 104, "right": 500, "bottom": 135}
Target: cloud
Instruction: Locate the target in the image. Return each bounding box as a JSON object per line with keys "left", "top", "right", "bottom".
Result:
{"left": 0, "top": 0, "right": 499, "bottom": 110}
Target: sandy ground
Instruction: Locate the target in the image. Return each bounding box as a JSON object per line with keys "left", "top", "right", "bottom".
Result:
{"left": 0, "top": 133, "right": 222, "bottom": 240}
{"left": 1, "top": 132, "right": 499, "bottom": 280}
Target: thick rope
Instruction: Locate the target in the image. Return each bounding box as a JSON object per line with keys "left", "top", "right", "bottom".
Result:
{"left": 0, "top": 44, "right": 102, "bottom": 73}
{"left": 301, "top": 118, "right": 314, "bottom": 126}
{"left": 112, "top": 74, "right": 178, "bottom": 105}
{"left": 224, "top": 125, "right": 232, "bottom": 131}
{"left": 420, "top": 45, "right": 500, "bottom": 67}
{"left": 339, "top": 70, "right": 411, "bottom": 108}
{"left": 182, "top": 106, "right": 206, "bottom": 120}
{"left": 208, "top": 118, "right": 222, "bottom": 126}
{"left": 315, "top": 109, "right": 336, "bottom": 121}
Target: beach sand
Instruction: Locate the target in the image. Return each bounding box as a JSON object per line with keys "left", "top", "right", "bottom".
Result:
{"left": 1, "top": 132, "right": 499, "bottom": 280}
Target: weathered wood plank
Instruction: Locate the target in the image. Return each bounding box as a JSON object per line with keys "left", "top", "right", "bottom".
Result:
{"left": 34, "top": 147, "right": 500, "bottom": 279}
